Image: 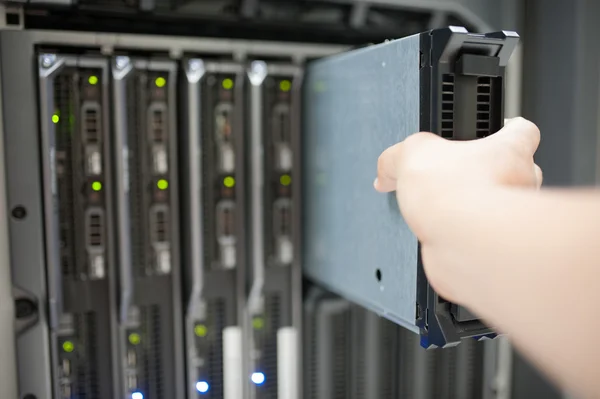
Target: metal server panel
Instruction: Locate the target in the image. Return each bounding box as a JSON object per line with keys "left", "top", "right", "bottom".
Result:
{"left": 303, "top": 26, "right": 519, "bottom": 348}
{"left": 246, "top": 61, "right": 302, "bottom": 399}
{"left": 182, "top": 59, "right": 246, "bottom": 399}
{"left": 38, "top": 53, "right": 118, "bottom": 399}
{"left": 112, "top": 56, "right": 184, "bottom": 399}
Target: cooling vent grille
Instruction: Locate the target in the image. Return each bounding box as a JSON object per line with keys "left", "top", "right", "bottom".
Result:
{"left": 379, "top": 321, "right": 397, "bottom": 399}
{"left": 208, "top": 299, "right": 226, "bottom": 399}
{"left": 73, "top": 312, "right": 100, "bottom": 399}
{"left": 263, "top": 294, "right": 282, "bottom": 398}
{"left": 141, "top": 305, "right": 164, "bottom": 398}
{"left": 353, "top": 309, "right": 366, "bottom": 398}
{"left": 476, "top": 76, "right": 492, "bottom": 138}
{"left": 151, "top": 106, "right": 167, "bottom": 143}
{"left": 441, "top": 74, "right": 455, "bottom": 138}
{"left": 82, "top": 104, "right": 100, "bottom": 144}
{"left": 127, "top": 75, "right": 147, "bottom": 276}
{"left": 332, "top": 312, "right": 349, "bottom": 399}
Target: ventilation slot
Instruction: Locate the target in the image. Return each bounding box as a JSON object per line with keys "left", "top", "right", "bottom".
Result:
{"left": 149, "top": 104, "right": 167, "bottom": 143}
{"left": 73, "top": 312, "right": 100, "bottom": 399}
{"left": 141, "top": 305, "right": 163, "bottom": 398}
{"left": 86, "top": 210, "right": 104, "bottom": 248}
{"left": 332, "top": 311, "right": 349, "bottom": 399}
{"left": 379, "top": 321, "right": 397, "bottom": 399}
{"left": 264, "top": 294, "right": 282, "bottom": 397}
{"left": 476, "top": 77, "right": 492, "bottom": 138}
{"left": 82, "top": 102, "right": 101, "bottom": 144}
{"left": 208, "top": 299, "right": 226, "bottom": 399}
{"left": 151, "top": 306, "right": 163, "bottom": 398}
{"left": 127, "top": 76, "right": 147, "bottom": 276}
{"left": 434, "top": 346, "right": 458, "bottom": 398}
{"left": 307, "top": 311, "right": 318, "bottom": 399}
{"left": 150, "top": 206, "right": 168, "bottom": 244}
{"left": 352, "top": 308, "right": 366, "bottom": 398}
{"left": 441, "top": 74, "right": 454, "bottom": 138}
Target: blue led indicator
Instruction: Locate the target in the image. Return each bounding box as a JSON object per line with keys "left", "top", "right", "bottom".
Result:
{"left": 132, "top": 392, "right": 144, "bottom": 399}
{"left": 251, "top": 372, "right": 266, "bottom": 385}
{"left": 196, "top": 381, "right": 210, "bottom": 393}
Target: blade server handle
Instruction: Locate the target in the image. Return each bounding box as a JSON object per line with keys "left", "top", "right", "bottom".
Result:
{"left": 223, "top": 326, "right": 244, "bottom": 399}
{"left": 184, "top": 59, "right": 206, "bottom": 315}
{"left": 277, "top": 327, "right": 299, "bottom": 399}
{"left": 38, "top": 55, "right": 66, "bottom": 329}
{"left": 247, "top": 61, "right": 268, "bottom": 314}
{"left": 112, "top": 57, "right": 135, "bottom": 324}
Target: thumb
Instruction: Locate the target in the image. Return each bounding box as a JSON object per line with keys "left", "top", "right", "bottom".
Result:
{"left": 489, "top": 117, "right": 541, "bottom": 156}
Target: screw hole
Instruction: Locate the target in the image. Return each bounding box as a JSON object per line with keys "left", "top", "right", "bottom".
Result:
{"left": 12, "top": 206, "right": 27, "bottom": 220}
{"left": 375, "top": 269, "right": 382, "bottom": 282}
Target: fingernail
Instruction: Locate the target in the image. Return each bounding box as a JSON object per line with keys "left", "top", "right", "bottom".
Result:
{"left": 373, "top": 178, "right": 379, "bottom": 189}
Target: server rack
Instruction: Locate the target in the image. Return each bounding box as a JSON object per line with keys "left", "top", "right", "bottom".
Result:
{"left": 0, "top": 1, "right": 523, "bottom": 397}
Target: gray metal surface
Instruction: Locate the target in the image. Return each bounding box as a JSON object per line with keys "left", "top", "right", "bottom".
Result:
{"left": 1, "top": 30, "right": 53, "bottom": 398}
{"left": 0, "top": 31, "right": 18, "bottom": 399}
{"left": 303, "top": 33, "right": 420, "bottom": 330}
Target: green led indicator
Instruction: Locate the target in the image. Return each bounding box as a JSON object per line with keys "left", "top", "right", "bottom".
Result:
{"left": 52, "top": 114, "right": 60, "bottom": 124}
{"left": 279, "top": 80, "right": 292, "bottom": 92}
{"left": 252, "top": 317, "right": 264, "bottom": 330}
{"left": 194, "top": 324, "right": 208, "bottom": 338}
{"left": 223, "top": 176, "right": 235, "bottom": 188}
{"left": 222, "top": 78, "right": 234, "bottom": 90}
{"left": 128, "top": 333, "right": 141, "bottom": 345}
{"left": 62, "top": 341, "right": 74, "bottom": 353}
{"left": 157, "top": 179, "right": 169, "bottom": 190}
{"left": 92, "top": 181, "right": 102, "bottom": 192}
{"left": 155, "top": 77, "right": 166, "bottom": 88}
{"left": 280, "top": 174, "right": 292, "bottom": 187}
{"left": 88, "top": 75, "right": 98, "bottom": 85}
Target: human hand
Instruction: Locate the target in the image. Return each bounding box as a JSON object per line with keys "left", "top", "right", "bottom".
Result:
{"left": 373, "top": 117, "right": 542, "bottom": 300}
{"left": 374, "top": 117, "right": 542, "bottom": 238}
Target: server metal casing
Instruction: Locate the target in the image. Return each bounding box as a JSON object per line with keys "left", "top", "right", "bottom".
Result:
{"left": 303, "top": 27, "right": 519, "bottom": 348}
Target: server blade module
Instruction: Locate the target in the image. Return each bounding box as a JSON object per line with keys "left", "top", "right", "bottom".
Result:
{"left": 38, "top": 54, "right": 119, "bottom": 399}
{"left": 303, "top": 26, "right": 519, "bottom": 348}
{"left": 246, "top": 61, "right": 303, "bottom": 399}
{"left": 112, "top": 56, "right": 184, "bottom": 399}
{"left": 182, "top": 58, "right": 247, "bottom": 399}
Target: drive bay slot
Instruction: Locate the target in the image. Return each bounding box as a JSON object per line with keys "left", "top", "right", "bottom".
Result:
{"left": 148, "top": 102, "right": 169, "bottom": 174}
{"left": 272, "top": 198, "right": 292, "bottom": 265}
{"left": 81, "top": 101, "right": 102, "bottom": 176}
{"left": 85, "top": 207, "right": 105, "bottom": 279}
{"left": 150, "top": 204, "right": 171, "bottom": 274}
{"left": 215, "top": 102, "right": 235, "bottom": 174}
{"left": 271, "top": 103, "right": 292, "bottom": 172}
{"left": 216, "top": 200, "right": 236, "bottom": 269}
